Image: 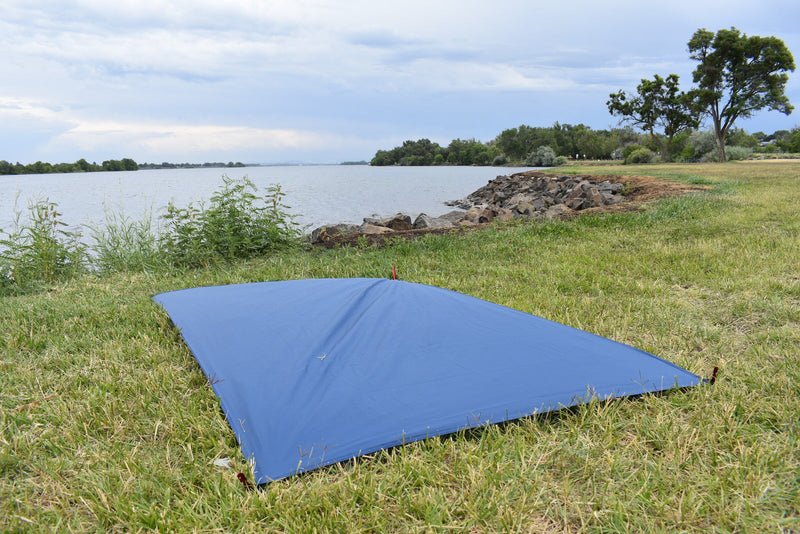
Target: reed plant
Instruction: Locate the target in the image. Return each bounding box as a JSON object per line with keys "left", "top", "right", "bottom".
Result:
{"left": 87, "top": 206, "right": 165, "bottom": 275}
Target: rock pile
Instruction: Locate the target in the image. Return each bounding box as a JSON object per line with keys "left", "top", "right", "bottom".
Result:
{"left": 310, "top": 172, "right": 625, "bottom": 243}
{"left": 310, "top": 211, "right": 467, "bottom": 243}
{"left": 447, "top": 172, "right": 624, "bottom": 216}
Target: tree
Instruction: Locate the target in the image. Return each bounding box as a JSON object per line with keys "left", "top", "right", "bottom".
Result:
{"left": 121, "top": 158, "right": 139, "bottom": 171}
{"left": 688, "top": 27, "right": 795, "bottom": 162}
{"left": 102, "top": 159, "right": 124, "bottom": 171}
{"left": 608, "top": 74, "right": 700, "bottom": 162}
{"left": 75, "top": 158, "right": 92, "bottom": 172}
{"left": 777, "top": 127, "right": 800, "bottom": 153}
{"left": 725, "top": 127, "right": 758, "bottom": 148}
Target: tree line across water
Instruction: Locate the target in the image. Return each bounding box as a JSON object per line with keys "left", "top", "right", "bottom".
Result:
{"left": 0, "top": 159, "right": 249, "bottom": 176}
{"left": 0, "top": 158, "right": 139, "bottom": 175}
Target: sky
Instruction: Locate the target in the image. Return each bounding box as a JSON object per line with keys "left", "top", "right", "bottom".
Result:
{"left": 1, "top": 0, "right": 799, "bottom": 165}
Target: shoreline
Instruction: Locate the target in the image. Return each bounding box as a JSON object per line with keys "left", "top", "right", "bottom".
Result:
{"left": 311, "top": 170, "right": 709, "bottom": 248}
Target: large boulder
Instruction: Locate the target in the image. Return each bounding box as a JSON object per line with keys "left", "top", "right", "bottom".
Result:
{"left": 436, "top": 210, "right": 467, "bottom": 224}
{"left": 413, "top": 213, "right": 455, "bottom": 229}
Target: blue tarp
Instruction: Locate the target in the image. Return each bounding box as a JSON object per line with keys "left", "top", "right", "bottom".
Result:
{"left": 153, "top": 278, "right": 702, "bottom": 484}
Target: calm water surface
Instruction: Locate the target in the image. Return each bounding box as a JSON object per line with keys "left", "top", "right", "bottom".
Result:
{"left": 0, "top": 165, "right": 537, "bottom": 234}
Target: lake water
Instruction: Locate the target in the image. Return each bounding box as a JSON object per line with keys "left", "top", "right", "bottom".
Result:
{"left": 0, "top": 165, "right": 537, "bottom": 235}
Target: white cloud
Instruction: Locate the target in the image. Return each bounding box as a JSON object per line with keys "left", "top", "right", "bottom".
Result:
{"left": 51, "top": 119, "right": 351, "bottom": 156}
{"left": 0, "top": 95, "right": 355, "bottom": 160}
{"left": 1, "top": 0, "right": 798, "bottom": 163}
{"left": 0, "top": 97, "right": 71, "bottom": 124}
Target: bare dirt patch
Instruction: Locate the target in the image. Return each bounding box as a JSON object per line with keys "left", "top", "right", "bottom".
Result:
{"left": 312, "top": 171, "right": 708, "bottom": 249}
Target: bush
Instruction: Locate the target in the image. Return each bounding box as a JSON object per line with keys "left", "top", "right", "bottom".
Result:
{"left": 621, "top": 145, "right": 646, "bottom": 160}
{"left": 0, "top": 200, "right": 86, "bottom": 294}
{"left": 492, "top": 155, "right": 508, "bottom": 166}
{"left": 159, "top": 176, "right": 302, "bottom": 268}
{"left": 687, "top": 130, "right": 717, "bottom": 158}
{"left": 725, "top": 146, "right": 754, "bottom": 161}
{"left": 525, "top": 146, "right": 556, "bottom": 167}
{"left": 553, "top": 156, "right": 568, "bottom": 166}
{"left": 625, "top": 147, "right": 655, "bottom": 164}
{"left": 753, "top": 144, "right": 780, "bottom": 154}
{"left": 700, "top": 145, "right": 754, "bottom": 162}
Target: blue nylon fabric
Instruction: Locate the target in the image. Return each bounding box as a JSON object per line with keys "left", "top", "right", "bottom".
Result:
{"left": 153, "top": 278, "right": 702, "bottom": 484}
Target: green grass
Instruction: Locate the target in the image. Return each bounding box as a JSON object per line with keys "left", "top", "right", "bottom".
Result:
{"left": 2, "top": 162, "right": 799, "bottom": 532}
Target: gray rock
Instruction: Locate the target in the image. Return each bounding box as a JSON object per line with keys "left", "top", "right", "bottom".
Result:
{"left": 462, "top": 207, "right": 483, "bottom": 223}
{"left": 494, "top": 208, "right": 514, "bottom": 222}
{"left": 544, "top": 204, "right": 573, "bottom": 219}
{"left": 437, "top": 210, "right": 467, "bottom": 224}
{"left": 359, "top": 223, "right": 394, "bottom": 235}
{"left": 587, "top": 187, "right": 604, "bottom": 207}
{"left": 598, "top": 181, "right": 623, "bottom": 194}
{"left": 311, "top": 223, "right": 360, "bottom": 243}
{"left": 515, "top": 201, "right": 535, "bottom": 216}
{"left": 413, "top": 213, "right": 454, "bottom": 229}
{"left": 565, "top": 198, "right": 585, "bottom": 210}
{"left": 364, "top": 213, "right": 413, "bottom": 231}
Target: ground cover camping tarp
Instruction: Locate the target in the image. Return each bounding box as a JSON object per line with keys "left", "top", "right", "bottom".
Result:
{"left": 153, "top": 278, "right": 703, "bottom": 484}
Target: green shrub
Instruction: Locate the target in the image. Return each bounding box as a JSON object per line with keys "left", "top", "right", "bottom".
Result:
{"left": 492, "top": 155, "right": 508, "bottom": 166}
{"left": 0, "top": 200, "right": 86, "bottom": 294}
{"left": 621, "top": 145, "right": 646, "bottom": 160}
{"left": 687, "top": 130, "right": 717, "bottom": 158}
{"left": 159, "top": 176, "right": 302, "bottom": 268}
{"left": 625, "top": 147, "right": 655, "bottom": 164}
{"left": 700, "top": 146, "right": 754, "bottom": 162}
{"left": 752, "top": 144, "right": 779, "bottom": 154}
{"left": 553, "top": 156, "right": 568, "bottom": 166}
{"left": 525, "top": 146, "right": 556, "bottom": 166}
{"left": 725, "top": 146, "right": 754, "bottom": 161}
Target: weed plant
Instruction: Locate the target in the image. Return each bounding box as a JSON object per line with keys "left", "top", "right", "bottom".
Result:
{"left": 159, "top": 176, "right": 302, "bottom": 268}
{"left": 1, "top": 162, "right": 799, "bottom": 531}
{"left": 0, "top": 200, "right": 85, "bottom": 295}
{"left": 1, "top": 177, "right": 305, "bottom": 287}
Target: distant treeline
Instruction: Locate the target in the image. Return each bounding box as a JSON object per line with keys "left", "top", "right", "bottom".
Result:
{"left": 138, "top": 162, "right": 247, "bottom": 169}
{"left": 371, "top": 123, "right": 799, "bottom": 166}
{"left": 0, "top": 159, "right": 253, "bottom": 175}
{"left": 370, "top": 124, "right": 626, "bottom": 166}
{"left": 0, "top": 158, "right": 139, "bottom": 175}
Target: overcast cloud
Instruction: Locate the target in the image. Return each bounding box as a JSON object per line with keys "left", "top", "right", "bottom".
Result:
{"left": 1, "top": 0, "right": 798, "bottom": 164}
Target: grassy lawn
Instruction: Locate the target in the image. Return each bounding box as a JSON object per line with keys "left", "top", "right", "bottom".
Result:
{"left": 2, "top": 161, "right": 799, "bottom": 532}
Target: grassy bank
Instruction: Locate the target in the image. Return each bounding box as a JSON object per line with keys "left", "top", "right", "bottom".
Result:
{"left": 2, "top": 162, "right": 799, "bottom": 532}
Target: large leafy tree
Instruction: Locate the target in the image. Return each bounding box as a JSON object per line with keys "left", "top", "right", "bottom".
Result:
{"left": 607, "top": 74, "right": 700, "bottom": 162}
{"left": 688, "top": 27, "right": 795, "bottom": 162}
